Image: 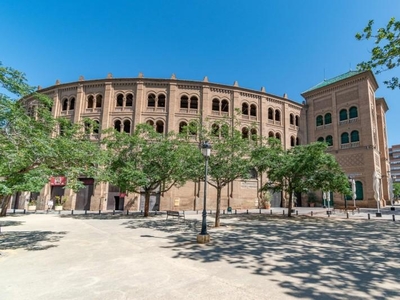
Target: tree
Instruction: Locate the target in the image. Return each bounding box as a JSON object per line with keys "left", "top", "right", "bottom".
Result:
{"left": 102, "top": 124, "right": 201, "bottom": 217}
{"left": 393, "top": 183, "right": 400, "bottom": 202}
{"left": 253, "top": 140, "right": 350, "bottom": 217}
{"left": 356, "top": 17, "right": 400, "bottom": 89}
{"left": 203, "top": 119, "right": 256, "bottom": 227}
{"left": 0, "top": 62, "right": 103, "bottom": 216}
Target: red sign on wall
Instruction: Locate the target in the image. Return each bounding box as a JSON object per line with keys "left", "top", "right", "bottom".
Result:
{"left": 50, "top": 176, "right": 67, "bottom": 186}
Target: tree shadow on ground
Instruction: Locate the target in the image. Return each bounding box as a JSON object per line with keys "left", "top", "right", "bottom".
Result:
{"left": 59, "top": 212, "right": 160, "bottom": 220}
{"left": 0, "top": 220, "right": 24, "bottom": 227}
{"left": 0, "top": 231, "right": 67, "bottom": 251}
{"left": 123, "top": 214, "right": 400, "bottom": 300}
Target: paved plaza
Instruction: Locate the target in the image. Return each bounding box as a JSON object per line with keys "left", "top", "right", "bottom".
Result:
{"left": 1, "top": 207, "right": 400, "bottom": 300}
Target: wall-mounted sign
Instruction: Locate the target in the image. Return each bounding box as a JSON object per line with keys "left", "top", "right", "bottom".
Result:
{"left": 50, "top": 176, "right": 67, "bottom": 186}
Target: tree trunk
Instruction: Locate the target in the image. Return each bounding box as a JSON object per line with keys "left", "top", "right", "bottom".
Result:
{"left": 287, "top": 190, "right": 293, "bottom": 217}
{"left": 144, "top": 190, "right": 150, "bottom": 217}
{"left": 215, "top": 187, "right": 221, "bottom": 227}
{"left": 0, "top": 195, "right": 12, "bottom": 217}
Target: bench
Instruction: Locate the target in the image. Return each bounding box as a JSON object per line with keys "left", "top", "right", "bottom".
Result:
{"left": 335, "top": 206, "right": 358, "bottom": 213}
{"left": 166, "top": 210, "right": 185, "bottom": 220}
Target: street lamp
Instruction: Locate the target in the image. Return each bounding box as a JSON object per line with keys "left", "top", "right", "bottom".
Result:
{"left": 390, "top": 175, "right": 396, "bottom": 210}
{"left": 197, "top": 141, "right": 211, "bottom": 244}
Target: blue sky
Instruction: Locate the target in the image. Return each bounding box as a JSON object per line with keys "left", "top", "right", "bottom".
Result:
{"left": 1, "top": 0, "right": 399, "bottom": 145}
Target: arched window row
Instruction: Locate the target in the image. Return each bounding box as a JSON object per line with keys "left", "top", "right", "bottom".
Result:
{"left": 289, "top": 113, "right": 300, "bottom": 127}
{"left": 147, "top": 93, "right": 166, "bottom": 111}
{"left": 115, "top": 93, "right": 134, "bottom": 108}
{"left": 340, "top": 130, "right": 360, "bottom": 149}
{"left": 317, "top": 135, "right": 333, "bottom": 147}
{"left": 212, "top": 98, "right": 229, "bottom": 115}
{"left": 61, "top": 97, "right": 75, "bottom": 112}
{"left": 290, "top": 136, "right": 301, "bottom": 146}
{"left": 241, "top": 102, "right": 257, "bottom": 119}
{"left": 340, "top": 106, "right": 358, "bottom": 124}
{"left": 268, "top": 131, "right": 282, "bottom": 141}
{"left": 211, "top": 123, "right": 229, "bottom": 138}
{"left": 241, "top": 127, "right": 258, "bottom": 140}
{"left": 180, "top": 95, "right": 199, "bottom": 113}
{"left": 84, "top": 119, "right": 100, "bottom": 135}
{"left": 316, "top": 112, "right": 332, "bottom": 127}
{"left": 179, "top": 120, "right": 198, "bottom": 136}
{"left": 146, "top": 119, "right": 165, "bottom": 134}
{"left": 114, "top": 119, "right": 132, "bottom": 134}
{"left": 86, "top": 94, "right": 103, "bottom": 109}
{"left": 267, "top": 108, "right": 281, "bottom": 123}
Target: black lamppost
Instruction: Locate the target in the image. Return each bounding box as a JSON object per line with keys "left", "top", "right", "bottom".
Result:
{"left": 391, "top": 175, "right": 396, "bottom": 210}
{"left": 197, "top": 141, "right": 211, "bottom": 244}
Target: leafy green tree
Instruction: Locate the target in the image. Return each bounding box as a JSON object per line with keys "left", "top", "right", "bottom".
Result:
{"left": 253, "top": 140, "right": 350, "bottom": 217}
{"left": 102, "top": 124, "right": 201, "bottom": 217}
{"left": 393, "top": 183, "right": 400, "bottom": 201}
{"left": 356, "top": 17, "right": 400, "bottom": 89}
{"left": 203, "top": 120, "right": 256, "bottom": 227}
{"left": 0, "top": 62, "right": 103, "bottom": 216}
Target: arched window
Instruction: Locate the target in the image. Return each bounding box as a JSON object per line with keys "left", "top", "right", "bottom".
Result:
{"left": 180, "top": 96, "right": 188, "bottom": 109}
{"left": 126, "top": 94, "right": 133, "bottom": 107}
{"left": 123, "top": 120, "right": 131, "bottom": 133}
{"left": 62, "top": 99, "right": 68, "bottom": 111}
{"left": 148, "top": 94, "right": 156, "bottom": 107}
{"left": 189, "top": 121, "right": 197, "bottom": 136}
{"left": 341, "top": 132, "right": 349, "bottom": 144}
{"left": 211, "top": 124, "right": 219, "bottom": 136}
{"left": 114, "top": 120, "right": 121, "bottom": 132}
{"left": 268, "top": 108, "right": 273, "bottom": 120}
{"left": 324, "top": 113, "right": 332, "bottom": 124}
{"left": 84, "top": 120, "right": 91, "bottom": 134}
{"left": 290, "top": 136, "right": 295, "bottom": 146}
{"left": 250, "top": 104, "right": 257, "bottom": 117}
{"left": 268, "top": 131, "right": 274, "bottom": 138}
{"left": 290, "top": 114, "right": 294, "bottom": 125}
{"left": 156, "top": 120, "right": 164, "bottom": 133}
{"left": 212, "top": 99, "right": 220, "bottom": 111}
{"left": 317, "top": 137, "right": 324, "bottom": 142}
{"left": 275, "top": 110, "right": 281, "bottom": 121}
{"left": 349, "top": 106, "right": 358, "bottom": 119}
{"left": 96, "top": 95, "right": 102, "bottom": 108}
{"left": 179, "top": 121, "right": 187, "bottom": 134}
{"left": 117, "top": 94, "right": 124, "bottom": 107}
{"left": 296, "top": 137, "right": 300, "bottom": 145}
{"left": 87, "top": 95, "right": 94, "bottom": 109}
{"left": 93, "top": 120, "right": 100, "bottom": 134}
{"left": 316, "top": 115, "right": 323, "bottom": 126}
{"left": 221, "top": 99, "right": 229, "bottom": 112}
{"left": 69, "top": 97, "right": 75, "bottom": 110}
{"left": 190, "top": 96, "right": 198, "bottom": 109}
{"left": 221, "top": 124, "right": 229, "bottom": 138}
{"left": 275, "top": 132, "right": 281, "bottom": 140}
{"left": 251, "top": 129, "right": 257, "bottom": 141}
{"left": 339, "top": 109, "right": 348, "bottom": 121}
{"left": 326, "top": 135, "right": 333, "bottom": 146}
{"left": 146, "top": 120, "right": 154, "bottom": 127}
{"left": 158, "top": 94, "right": 166, "bottom": 108}
{"left": 351, "top": 130, "right": 359, "bottom": 142}
{"left": 242, "top": 127, "right": 249, "bottom": 139}
{"left": 242, "top": 103, "right": 249, "bottom": 115}
{"left": 356, "top": 181, "right": 364, "bottom": 200}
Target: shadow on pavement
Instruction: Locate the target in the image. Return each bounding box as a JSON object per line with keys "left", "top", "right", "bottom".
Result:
{"left": 0, "top": 220, "right": 25, "bottom": 227}
{"left": 123, "top": 214, "right": 400, "bottom": 299}
{"left": 0, "top": 231, "right": 67, "bottom": 251}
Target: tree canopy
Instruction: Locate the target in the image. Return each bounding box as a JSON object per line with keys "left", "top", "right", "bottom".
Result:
{"left": 356, "top": 17, "right": 400, "bottom": 89}
{"left": 0, "top": 62, "right": 103, "bottom": 216}
{"left": 102, "top": 123, "right": 202, "bottom": 217}
{"left": 252, "top": 140, "right": 350, "bottom": 217}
